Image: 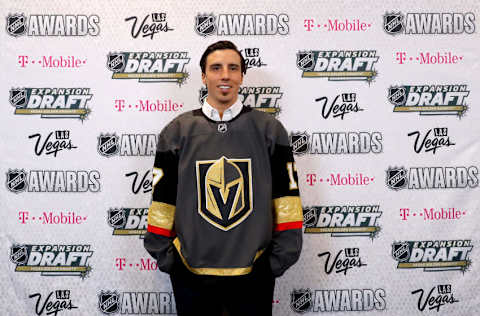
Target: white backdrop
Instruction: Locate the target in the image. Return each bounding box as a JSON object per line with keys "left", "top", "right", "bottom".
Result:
{"left": 1, "top": 0, "right": 479, "bottom": 315}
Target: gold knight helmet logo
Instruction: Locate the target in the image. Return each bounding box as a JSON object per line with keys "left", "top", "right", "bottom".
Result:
{"left": 196, "top": 156, "right": 253, "bottom": 231}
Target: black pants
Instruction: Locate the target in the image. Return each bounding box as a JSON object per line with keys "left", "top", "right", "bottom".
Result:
{"left": 170, "top": 251, "right": 275, "bottom": 316}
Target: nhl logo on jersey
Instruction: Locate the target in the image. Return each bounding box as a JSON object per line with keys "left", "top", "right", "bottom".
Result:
{"left": 9, "top": 88, "right": 27, "bottom": 108}
{"left": 217, "top": 123, "right": 227, "bottom": 133}
{"left": 98, "top": 291, "right": 120, "bottom": 314}
{"left": 107, "top": 209, "right": 126, "bottom": 228}
{"left": 383, "top": 12, "right": 404, "bottom": 34}
{"left": 195, "top": 14, "right": 216, "bottom": 36}
{"left": 6, "top": 14, "right": 27, "bottom": 37}
{"left": 290, "top": 132, "right": 309, "bottom": 155}
{"left": 196, "top": 156, "right": 253, "bottom": 231}
{"left": 388, "top": 86, "right": 406, "bottom": 106}
{"left": 303, "top": 208, "right": 317, "bottom": 228}
{"left": 106, "top": 53, "right": 126, "bottom": 72}
{"left": 296, "top": 52, "right": 314, "bottom": 71}
{"left": 386, "top": 167, "right": 408, "bottom": 190}
{"left": 392, "top": 242, "right": 410, "bottom": 262}
{"left": 6, "top": 169, "right": 27, "bottom": 193}
{"left": 10, "top": 245, "right": 28, "bottom": 265}
{"left": 290, "top": 289, "right": 313, "bottom": 313}
{"left": 97, "top": 134, "right": 119, "bottom": 157}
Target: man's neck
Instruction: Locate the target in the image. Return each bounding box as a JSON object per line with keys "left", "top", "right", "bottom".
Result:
{"left": 206, "top": 98, "right": 236, "bottom": 119}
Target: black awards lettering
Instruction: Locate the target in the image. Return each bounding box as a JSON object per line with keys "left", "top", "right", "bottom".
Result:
{"left": 318, "top": 248, "right": 367, "bottom": 275}
{"left": 411, "top": 284, "right": 459, "bottom": 312}
{"left": 125, "top": 13, "right": 174, "bottom": 39}
{"left": 408, "top": 128, "right": 455, "bottom": 154}
{"left": 6, "top": 14, "right": 100, "bottom": 37}
{"left": 29, "top": 290, "right": 78, "bottom": 316}
{"left": 383, "top": 12, "right": 475, "bottom": 35}
{"left": 195, "top": 13, "right": 289, "bottom": 36}
{"left": 291, "top": 289, "right": 386, "bottom": 313}
{"left": 98, "top": 291, "right": 177, "bottom": 314}
{"left": 387, "top": 166, "right": 479, "bottom": 190}
{"left": 316, "top": 93, "right": 364, "bottom": 120}
{"left": 309, "top": 132, "right": 383, "bottom": 154}
{"left": 98, "top": 133, "right": 157, "bottom": 157}
{"left": 29, "top": 131, "right": 77, "bottom": 157}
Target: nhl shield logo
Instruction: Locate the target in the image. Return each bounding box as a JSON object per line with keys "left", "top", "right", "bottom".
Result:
{"left": 290, "top": 289, "right": 313, "bottom": 313}
{"left": 196, "top": 157, "right": 253, "bottom": 231}
{"left": 303, "top": 208, "right": 317, "bottom": 228}
{"left": 6, "top": 14, "right": 27, "bottom": 37}
{"left": 296, "top": 52, "right": 314, "bottom": 71}
{"left": 388, "top": 86, "right": 406, "bottom": 106}
{"left": 107, "top": 53, "right": 125, "bottom": 72}
{"left": 383, "top": 12, "right": 404, "bottom": 35}
{"left": 107, "top": 208, "right": 126, "bottom": 228}
{"left": 6, "top": 169, "right": 27, "bottom": 193}
{"left": 98, "top": 291, "right": 120, "bottom": 314}
{"left": 195, "top": 14, "right": 216, "bottom": 36}
{"left": 199, "top": 87, "right": 208, "bottom": 105}
{"left": 10, "top": 245, "right": 28, "bottom": 265}
{"left": 98, "top": 134, "right": 119, "bottom": 157}
{"left": 386, "top": 167, "right": 408, "bottom": 190}
{"left": 392, "top": 242, "right": 410, "bottom": 262}
{"left": 290, "top": 132, "right": 309, "bottom": 155}
{"left": 9, "top": 88, "right": 27, "bottom": 108}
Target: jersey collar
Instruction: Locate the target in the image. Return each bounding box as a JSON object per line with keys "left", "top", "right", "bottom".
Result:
{"left": 202, "top": 98, "right": 243, "bottom": 122}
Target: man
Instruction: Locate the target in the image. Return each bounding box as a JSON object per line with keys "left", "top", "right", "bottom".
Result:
{"left": 144, "top": 41, "right": 302, "bottom": 316}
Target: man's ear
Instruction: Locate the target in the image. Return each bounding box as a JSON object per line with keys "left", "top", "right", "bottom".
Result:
{"left": 201, "top": 72, "right": 206, "bottom": 85}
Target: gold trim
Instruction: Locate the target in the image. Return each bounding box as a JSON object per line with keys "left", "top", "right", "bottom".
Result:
{"left": 113, "top": 229, "right": 146, "bottom": 235}
{"left": 112, "top": 73, "right": 186, "bottom": 79}
{"left": 273, "top": 196, "right": 303, "bottom": 224}
{"left": 393, "top": 105, "right": 465, "bottom": 112}
{"left": 303, "top": 71, "right": 374, "bottom": 78}
{"left": 15, "top": 109, "right": 87, "bottom": 115}
{"left": 398, "top": 261, "right": 467, "bottom": 268}
{"left": 148, "top": 201, "right": 175, "bottom": 230}
{"left": 173, "top": 238, "right": 264, "bottom": 276}
{"left": 305, "top": 226, "right": 378, "bottom": 233}
{"left": 16, "top": 266, "right": 88, "bottom": 272}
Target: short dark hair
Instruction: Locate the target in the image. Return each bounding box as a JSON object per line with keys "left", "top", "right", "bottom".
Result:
{"left": 200, "top": 41, "right": 246, "bottom": 75}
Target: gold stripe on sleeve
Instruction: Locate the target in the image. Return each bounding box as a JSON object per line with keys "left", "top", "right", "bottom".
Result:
{"left": 147, "top": 201, "right": 176, "bottom": 231}
{"left": 273, "top": 196, "right": 303, "bottom": 224}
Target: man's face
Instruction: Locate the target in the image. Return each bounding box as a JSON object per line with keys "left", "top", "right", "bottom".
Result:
{"left": 202, "top": 49, "right": 243, "bottom": 108}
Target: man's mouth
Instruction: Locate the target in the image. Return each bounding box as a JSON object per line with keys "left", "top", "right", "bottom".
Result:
{"left": 218, "top": 85, "right": 231, "bottom": 92}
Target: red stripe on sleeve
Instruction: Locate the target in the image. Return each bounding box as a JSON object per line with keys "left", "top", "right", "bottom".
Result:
{"left": 274, "top": 221, "right": 303, "bottom": 232}
{"left": 147, "top": 225, "right": 176, "bottom": 237}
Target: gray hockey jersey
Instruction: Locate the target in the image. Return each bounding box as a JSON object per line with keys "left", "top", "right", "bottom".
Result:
{"left": 144, "top": 106, "right": 302, "bottom": 277}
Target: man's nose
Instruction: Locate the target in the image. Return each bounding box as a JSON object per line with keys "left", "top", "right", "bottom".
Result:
{"left": 220, "top": 67, "right": 230, "bottom": 79}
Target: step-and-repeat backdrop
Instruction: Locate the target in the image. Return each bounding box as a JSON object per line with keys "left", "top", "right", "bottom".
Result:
{"left": 2, "top": 0, "right": 479, "bottom": 315}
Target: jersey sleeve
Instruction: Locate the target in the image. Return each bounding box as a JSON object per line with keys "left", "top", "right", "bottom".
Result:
{"left": 268, "top": 119, "right": 303, "bottom": 277}
{"left": 143, "top": 120, "right": 180, "bottom": 273}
